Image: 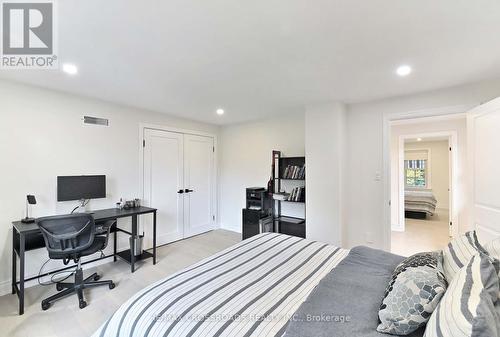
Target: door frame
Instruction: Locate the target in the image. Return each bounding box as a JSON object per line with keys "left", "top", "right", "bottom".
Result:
{"left": 382, "top": 104, "right": 475, "bottom": 251}
{"left": 395, "top": 130, "right": 458, "bottom": 238}
{"left": 138, "top": 123, "right": 218, "bottom": 236}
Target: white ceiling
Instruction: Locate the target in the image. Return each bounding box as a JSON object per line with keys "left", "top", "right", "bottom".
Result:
{"left": 405, "top": 136, "right": 449, "bottom": 144}
{"left": 2, "top": 0, "right": 500, "bottom": 125}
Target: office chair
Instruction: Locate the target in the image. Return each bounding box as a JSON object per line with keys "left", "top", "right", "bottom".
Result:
{"left": 36, "top": 213, "right": 116, "bottom": 310}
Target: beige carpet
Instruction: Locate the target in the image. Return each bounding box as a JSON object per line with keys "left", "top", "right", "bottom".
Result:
{"left": 0, "top": 230, "right": 241, "bottom": 337}
{"left": 391, "top": 209, "right": 451, "bottom": 257}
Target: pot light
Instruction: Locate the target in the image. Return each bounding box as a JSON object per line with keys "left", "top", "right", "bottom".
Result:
{"left": 396, "top": 65, "right": 412, "bottom": 77}
{"left": 62, "top": 63, "right": 78, "bottom": 75}
{"left": 417, "top": 138, "right": 422, "bottom": 142}
{"left": 216, "top": 108, "right": 224, "bottom": 115}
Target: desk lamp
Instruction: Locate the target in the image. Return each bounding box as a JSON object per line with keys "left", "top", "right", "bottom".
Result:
{"left": 21, "top": 195, "right": 37, "bottom": 224}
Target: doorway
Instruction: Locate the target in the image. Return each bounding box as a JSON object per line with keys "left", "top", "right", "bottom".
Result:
{"left": 388, "top": 115, "right": 465, "bottom": 256}
{"left": 142, "top": 126, "right": 216, "bottom": 247}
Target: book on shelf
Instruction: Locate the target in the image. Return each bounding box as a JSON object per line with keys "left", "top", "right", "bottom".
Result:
{"left": 287, "top": 186, "right": 305, "bottom": 202}
{"left": 282, "top": 164, "right": 305, "bottom": 179}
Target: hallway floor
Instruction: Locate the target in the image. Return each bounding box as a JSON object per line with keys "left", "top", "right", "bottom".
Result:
{"left": 391, "top": 208, "right": 451, "bottom": 257}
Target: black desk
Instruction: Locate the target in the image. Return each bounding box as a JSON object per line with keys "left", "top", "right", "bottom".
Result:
{"left": 12, "top": 206, "right": 157, "bottom": 315}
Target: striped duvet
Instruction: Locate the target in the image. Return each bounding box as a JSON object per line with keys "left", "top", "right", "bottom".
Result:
{"left": 404, "top": 190, "right": 437, "bottom": 216}
{"left": 93, "top": 233, "right": 348, "bottom": 337}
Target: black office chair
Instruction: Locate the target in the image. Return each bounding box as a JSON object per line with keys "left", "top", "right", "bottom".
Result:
{"left": 36, "top": 213, "right": 116, "bottom": 310}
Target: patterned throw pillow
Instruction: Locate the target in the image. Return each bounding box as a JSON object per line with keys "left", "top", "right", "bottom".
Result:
{"left": 424, "top": 254, "right": 500, "bottom": 337}
{"left": 442, "top": 231, "right": 486, "bottom": 282}
{"left": 377, "top": 252, "right": 447, "bottom": 335}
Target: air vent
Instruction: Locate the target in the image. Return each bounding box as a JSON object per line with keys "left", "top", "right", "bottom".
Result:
{"left": 83, "top": 116, "right": 109, "bottom": 126}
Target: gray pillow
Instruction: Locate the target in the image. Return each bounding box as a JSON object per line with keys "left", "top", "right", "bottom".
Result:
{"left": 424, "top": 254, "right": 500, "bottom": 337}
{"left": 484, "top": 237, "right": 500, "bottom": 300}
{"left": 378, "top": 252, "right": 447, "bottom": 335}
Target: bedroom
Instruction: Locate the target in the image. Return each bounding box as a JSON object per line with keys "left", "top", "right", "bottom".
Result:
{"left": 1, "top": 1, "right": 500, "bottom": 337}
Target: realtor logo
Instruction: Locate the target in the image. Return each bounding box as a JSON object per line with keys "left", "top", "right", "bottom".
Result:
{"left": 1, "top": 0, "right": 57, "bottom": 69}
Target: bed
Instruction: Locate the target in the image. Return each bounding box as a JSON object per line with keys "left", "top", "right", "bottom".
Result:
{"left": 92, "top": 233, "right": 422, "bottom": 337}
{"left": 404, "top": 189, "right": 437, "bottom": 219}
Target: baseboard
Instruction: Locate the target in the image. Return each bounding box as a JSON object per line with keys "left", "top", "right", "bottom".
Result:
{"left": 220, "top": 223, "right": 241, "bottom": 233}
{"left": 0, "top": 279, "right": 11, "bottom": 297}
{"left": 391, "top": 224, "right": 404, "bottom": 232}
{"left": 219, "top": 228, "right": 242, "bottom": 235}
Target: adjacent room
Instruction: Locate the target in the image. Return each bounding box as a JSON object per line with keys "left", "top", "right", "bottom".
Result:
{"left": 1, "top": 1, "right": 500, "bottom": 337}
{"left": 392, "top": 135, "right": 452, "bottom": 255}
{"left": 389, "top": 116, "right": 465, "bottom": 256}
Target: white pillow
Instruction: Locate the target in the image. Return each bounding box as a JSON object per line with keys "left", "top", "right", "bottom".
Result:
{"left": 424, "top": 254, "right": 500, "bottom": 337}
{"left": 485, "top": 237, "right": 500, "bottom": 260}
{"left": 441, "top": 231, "right": 486, "bottom": 282}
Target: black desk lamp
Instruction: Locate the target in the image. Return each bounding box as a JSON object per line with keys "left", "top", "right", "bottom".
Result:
{"left": 21, "top": 195, "right": 37, "bottom": 224}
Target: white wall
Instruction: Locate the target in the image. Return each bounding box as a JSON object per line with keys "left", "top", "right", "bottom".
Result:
{"left": 345, "top": 78, "right": 500, "bottom": 250}
{"left": 0, "top": 80, "right": 219, "bottom": 295}
{"left": 305, "top": 103, "right": 346, "bottom": 246}
{"left": 405, "top": 140, "right": 450, "bottom": 209}
{"left": 218, "top": 113, "right": 305, "bottom": 232}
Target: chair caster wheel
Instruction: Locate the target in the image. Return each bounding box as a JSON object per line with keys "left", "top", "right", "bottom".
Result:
{"left": 109, "top": 282, "right": 115, "bottom": 290}
{"left": 56, "top": 283, "right": 64, "bottom": 291}
{"left": 41, "top": 301, "right": 50, "bottom": 311}
{"left": 79, "top": 300, "right": 87, "bottom": 309}
{"left": 94, "top": 275, "right": 101, "bottom": 281}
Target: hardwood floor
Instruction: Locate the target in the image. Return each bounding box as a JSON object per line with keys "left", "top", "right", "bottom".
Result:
{"left": 0, "top": 230, "right": 241, "bottom": 337}
{"left": 391, "top": 208, "right": 451, "bottom": 257}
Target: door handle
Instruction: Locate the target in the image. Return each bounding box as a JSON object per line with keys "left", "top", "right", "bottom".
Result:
{"left": 184, "top": 189, "right": 194, "bottom": 193}
{"left": 177, "top": 189, "right": 184, "bottom": 194}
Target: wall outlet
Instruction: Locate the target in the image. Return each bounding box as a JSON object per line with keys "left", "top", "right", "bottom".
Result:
{"left": 374, "top": 171, "right": 382, "bottom": 181}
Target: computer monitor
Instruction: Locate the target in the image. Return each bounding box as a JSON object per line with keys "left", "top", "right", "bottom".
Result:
{"left": 57, "top": 175, "right": 106, "bottom": 201}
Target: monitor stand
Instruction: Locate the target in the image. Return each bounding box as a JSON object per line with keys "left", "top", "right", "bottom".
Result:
{"left": 75, "top": 199, "right": 88, "bottom": 213}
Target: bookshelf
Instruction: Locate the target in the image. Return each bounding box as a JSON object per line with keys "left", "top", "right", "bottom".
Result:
{"left": 271, "top": 151, "right": 306, "bottom": 238}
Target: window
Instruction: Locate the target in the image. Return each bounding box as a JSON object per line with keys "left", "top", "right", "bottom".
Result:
{"left": 405, "top": 159, "right": 427, "bottom": 188}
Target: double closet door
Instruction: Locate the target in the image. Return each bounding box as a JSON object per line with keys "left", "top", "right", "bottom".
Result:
{"left": 143, "top": 128, "right": 216, "bottom": 246}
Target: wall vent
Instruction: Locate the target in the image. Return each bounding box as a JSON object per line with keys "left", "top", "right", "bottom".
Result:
{"left": 83, "top": 116, "right": 109, "bottom": 126}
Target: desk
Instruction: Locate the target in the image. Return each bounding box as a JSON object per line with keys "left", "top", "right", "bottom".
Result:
{"left": 12, "top": 206, "right": 157, "bottom": 315}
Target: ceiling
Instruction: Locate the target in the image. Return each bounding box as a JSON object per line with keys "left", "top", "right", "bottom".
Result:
{"left": 405, "top": 136, "right": 449, "bottom": 144}
{"left": 2, "top": 0, "right": 500, "bottom": 125}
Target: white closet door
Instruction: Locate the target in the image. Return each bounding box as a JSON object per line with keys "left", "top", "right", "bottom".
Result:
{"left": 183, "top": 134, "right": 216, "bottom": 237}
{"left": 143, "top": 128, "right": 184, "bottom": 246}
{"left": 468, "top": 97, "right": 500, "bottom": 242}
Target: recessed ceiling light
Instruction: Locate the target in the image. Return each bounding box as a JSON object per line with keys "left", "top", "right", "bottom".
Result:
{"left": 216, "top": 108, "right": 224, "bottom": 115}
{"left": 417, "top": 138, "right": 422, "bottom": 142}
{"left": 396, "top": 65, "right": 412, "bottom": 77}
{"left": 62, "top": 63, "right": 78, "bottom": 75}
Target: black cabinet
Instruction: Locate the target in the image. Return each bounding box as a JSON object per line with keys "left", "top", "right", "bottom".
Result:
{"left": 242, "top": 209, "right": 273, "bottom": 240}
{"left": 278, "top": 217, "right": 306, "bottom": 238}
{"left": 242, "top": 209, "right": 261, "bottom": 240}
